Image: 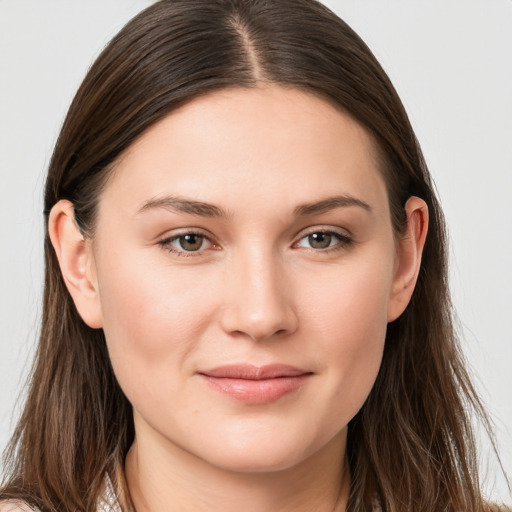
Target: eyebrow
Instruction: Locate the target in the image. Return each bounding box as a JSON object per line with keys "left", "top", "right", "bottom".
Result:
{"left": 294, "top": 195, "right": 372, "bottom": 216}
{"left": 137, "top": 194, "right": 372, "bottom": 218}
{"left": 137, "top": 196, "right": 228, "bottom": 218}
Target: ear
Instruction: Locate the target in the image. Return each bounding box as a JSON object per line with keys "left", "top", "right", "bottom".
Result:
{"left": 48, "top": 200, "right": 103, "bottom": 328}
{"left": 387, "top": 196, "right": 429, "bottom": 322}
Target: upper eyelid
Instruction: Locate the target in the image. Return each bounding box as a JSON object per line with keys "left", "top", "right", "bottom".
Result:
{"left": 294, "top": 225, "right": 352, "bottom": 240}
{"left": 157, "top": 229, "right": 215, "bottom": 246}
{"left": 158, "top": 227, "right": 214, "bottom": 241}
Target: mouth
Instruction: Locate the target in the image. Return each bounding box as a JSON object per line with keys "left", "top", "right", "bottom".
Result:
{"left": 198, "top": 364, "right": 313, "bottom": 405}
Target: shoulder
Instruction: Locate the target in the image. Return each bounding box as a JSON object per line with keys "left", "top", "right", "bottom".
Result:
{"left": 0, "top": 501, "right": 38, "bottom": 512}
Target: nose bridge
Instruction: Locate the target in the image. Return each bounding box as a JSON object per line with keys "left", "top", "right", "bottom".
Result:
{"left": 221, "top": 243, "right": 297, "bottom": 341}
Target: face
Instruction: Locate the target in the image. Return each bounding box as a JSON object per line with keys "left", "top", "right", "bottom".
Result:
{"left": 84, "top": 86, "right": 409, "bottom": 472}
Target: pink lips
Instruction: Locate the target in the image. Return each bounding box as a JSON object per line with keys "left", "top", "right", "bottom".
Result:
{"left": 199, "top": 364, "right": 312, "bottom": 405}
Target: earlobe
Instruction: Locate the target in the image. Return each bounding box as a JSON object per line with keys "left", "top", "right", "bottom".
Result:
{"left": 48, "top": 200, "right": 103, "bottom": 328}
{"left": 387, "top": 196, "right": 429, "bottom": 322}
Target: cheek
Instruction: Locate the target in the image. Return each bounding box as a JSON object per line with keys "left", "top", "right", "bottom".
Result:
{"left": 298, "top": 252, "right": 393, "bottom": 420}
{"left": 94, "top": 246, "right": 218, "bottom": 394}
{"left": 301, "top": 249, "right": 393, "bottom": 344}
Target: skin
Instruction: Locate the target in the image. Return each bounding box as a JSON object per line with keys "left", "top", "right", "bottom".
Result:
{"left": 49, "top": 86, "right": 428, "bottom": 512}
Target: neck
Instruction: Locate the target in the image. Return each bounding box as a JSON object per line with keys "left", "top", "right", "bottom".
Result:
{"left": 125, "top": 422, "right": 350, "bottom": 512}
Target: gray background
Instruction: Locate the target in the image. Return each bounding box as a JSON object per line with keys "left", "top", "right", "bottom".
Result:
{"left": 1, "top": 0, "right": 510, "bottom": 503}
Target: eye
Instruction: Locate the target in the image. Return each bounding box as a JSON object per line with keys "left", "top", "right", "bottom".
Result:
{"left": 174, "top": 233, "right": 207, "bottom": 251}
{"left": 158, "top": 232, "right": 215, "bottom": 256}
{"left": 295, "top": 230, "right": 351, "bottom": 251}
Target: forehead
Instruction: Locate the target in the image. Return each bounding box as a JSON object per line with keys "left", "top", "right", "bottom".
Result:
{"left": 100, "top": 85, "right": 388, "bottom": 219}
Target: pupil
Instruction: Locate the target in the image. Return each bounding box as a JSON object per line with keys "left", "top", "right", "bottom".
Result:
{"left": 309, "top": 232, "right": 331, "bottom": 249}
{"left": 180, "top": 234, "right": 203, "bottom": 251}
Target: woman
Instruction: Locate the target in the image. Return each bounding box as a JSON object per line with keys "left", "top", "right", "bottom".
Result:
{"left": 0, "top": 0, "right": 507, "bottom": 511}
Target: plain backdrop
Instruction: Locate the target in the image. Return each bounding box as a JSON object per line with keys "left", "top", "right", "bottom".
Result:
{"left": 0, "top": 0, "right": 511, "bottom": 504}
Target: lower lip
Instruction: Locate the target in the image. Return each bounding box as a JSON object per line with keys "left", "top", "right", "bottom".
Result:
{"left": 200, "top": 374, "right": 311, "bottom": 405}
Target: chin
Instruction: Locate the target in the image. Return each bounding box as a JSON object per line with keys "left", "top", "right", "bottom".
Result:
{"left": 204, "top": 445, "right": 309, "bottom": 474}
{"left": 191, "top": 423, "right": 342, "bottom": 475}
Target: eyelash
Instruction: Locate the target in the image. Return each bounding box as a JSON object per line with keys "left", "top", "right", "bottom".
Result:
{"left": 157, "top": 231, "right": 216, "bottom": 258}
{"left": 157, "top": 228, "right": 353, "bottom": 258}
{"left": 293, "top": 229, "right": 353, "bottom": 253}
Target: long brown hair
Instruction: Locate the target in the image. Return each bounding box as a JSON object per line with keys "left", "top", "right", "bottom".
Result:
{"left": 0, "top": 1, "right": 502, "bottom": 510}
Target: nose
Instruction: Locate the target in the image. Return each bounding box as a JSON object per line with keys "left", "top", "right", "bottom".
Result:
{"left": 219, "top": 247, "right": 298, "bottom": 342}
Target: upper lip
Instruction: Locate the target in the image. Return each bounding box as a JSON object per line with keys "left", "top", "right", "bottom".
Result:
{"left": 199, "top": 364, "right": 311, "bottom": 380}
